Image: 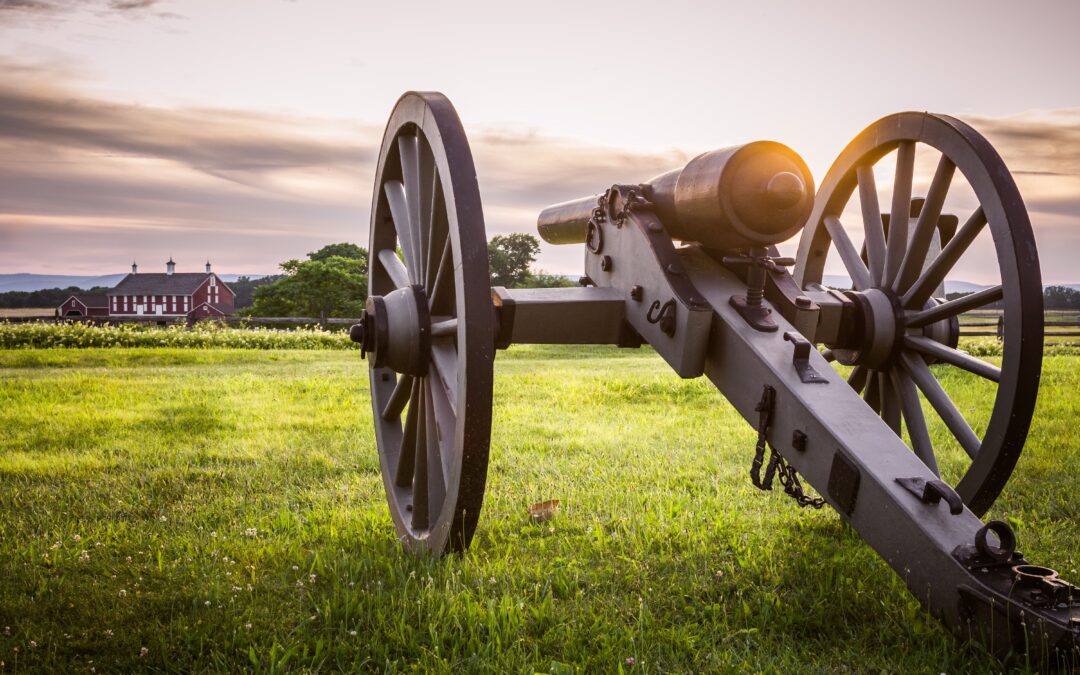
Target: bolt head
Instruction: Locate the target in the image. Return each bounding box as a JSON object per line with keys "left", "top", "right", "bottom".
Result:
{"left": 630, "top": 285, "right": 643, "bottom": 301}
{"left": 600, "top": 256, "right": 613, "bottom": 271}
{"left": 795, "top": 295, "right": 812, "bottom": 309}
{"left": 349, "top": 320, "right": 365, "bottom": 344}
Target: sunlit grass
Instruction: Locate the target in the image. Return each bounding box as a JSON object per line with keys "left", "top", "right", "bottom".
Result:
{"left": 0, "top": 347, "right": 1076, "bottom": 672}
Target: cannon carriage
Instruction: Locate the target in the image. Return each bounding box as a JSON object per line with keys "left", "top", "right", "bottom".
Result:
{"left": 352, "top": 91, "right": 1077, "bottom": 662}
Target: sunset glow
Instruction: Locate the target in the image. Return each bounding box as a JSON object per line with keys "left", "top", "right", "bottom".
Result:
{"left": 1, "top": 0, "right": 1078, "bottom": 283}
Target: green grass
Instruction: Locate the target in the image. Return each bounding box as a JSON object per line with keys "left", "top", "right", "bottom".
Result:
{"left": 0, "top": 346, "right": 1077, "bottom": 672}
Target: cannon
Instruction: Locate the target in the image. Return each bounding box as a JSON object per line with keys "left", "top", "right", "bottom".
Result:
{"left": 353, "top": 91, "right": 1079, "bottom": 662}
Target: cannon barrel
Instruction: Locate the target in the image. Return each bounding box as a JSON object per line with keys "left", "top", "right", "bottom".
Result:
{"left": 537, "top": 141, "right": 814, "bottom": 250}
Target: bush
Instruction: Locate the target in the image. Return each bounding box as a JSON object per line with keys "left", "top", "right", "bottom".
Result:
{"left": 0, "top": 321, "right": 357, "bottom": 350}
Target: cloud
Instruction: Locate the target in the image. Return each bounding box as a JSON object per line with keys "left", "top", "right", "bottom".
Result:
{"left": 0, "top": 0, "right": 181, "bottom": 21}
{"left": 962, "top": 109, "right": 1080, "bottom": 179}
{"left": 1, "top": 55, "right": 1077, "bottom": 281}
{"left": 0, "top": 59, "right": 689, "bottom": 274}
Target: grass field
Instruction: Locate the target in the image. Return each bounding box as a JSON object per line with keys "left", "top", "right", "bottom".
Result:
{"left": 0, "top": 346, "right": 1077, "bottom": 672}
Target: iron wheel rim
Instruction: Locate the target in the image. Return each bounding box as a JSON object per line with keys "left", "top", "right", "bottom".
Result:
{"left": 794, "top": 112, "right": 1043, "bottom": 515}
{"left": 367, "top": 92, "right": 494, "bottom": 554}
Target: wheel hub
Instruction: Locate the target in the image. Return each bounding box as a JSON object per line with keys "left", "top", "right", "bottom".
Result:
{"left": 835, "top": 288, "right": 958, "bottom": 369}
{"left": 846, "top": 288, "right": 903, "bottom": 369}
{"left": 352, "top": 285, "right": 431, "bottom": 376}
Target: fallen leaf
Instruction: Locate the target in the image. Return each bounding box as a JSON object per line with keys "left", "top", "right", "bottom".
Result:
{"left": 528, "top": 499, "right": 560, "bottom": 523}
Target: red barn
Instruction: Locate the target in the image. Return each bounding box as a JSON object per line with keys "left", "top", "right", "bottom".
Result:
{"left": 58, "top": 294, "right": 109, "bottom": 317}
{"left": 57, "top": 259, "right": 236, "bottom": 320}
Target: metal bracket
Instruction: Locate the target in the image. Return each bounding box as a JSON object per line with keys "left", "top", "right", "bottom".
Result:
{"left": 729, "top": 295, "right": 778, "bottom": 332}
{"left": 827, "top": 452, "right": 860, "bottom": 516}
{"left": 782, "top": 331, "right": 828, "bottom": 384}
{"left": 645, "top": 298, "right": 677, "bottom": 336}
{"left": 895, "top": 476, "right": 964, "bottom": 515}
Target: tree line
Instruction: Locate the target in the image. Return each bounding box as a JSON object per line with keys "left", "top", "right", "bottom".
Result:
{"left": 243, "top": 235, "right": 571, "bottom": 318}
{"left": 12, "top": 237, "right": 1077, "bottom": 317}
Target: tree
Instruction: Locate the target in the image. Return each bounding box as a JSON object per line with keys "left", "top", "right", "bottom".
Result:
{"left": 1044, "top": 285, "right": 1080, "bottom": 310}
{"left": 0, "top": 286, "right": 111, "bottom": 309}
{"left": 248, "top": 243, "right": 368, "bottom": 318}
{"left": 308, "top": 242, "right": 366, "bottom": 262}
{"left": 517, "top": 271, "right": 576, "bottom": 289}
{"left": 488, "top": 233, "right": 540, "bottom": 288}
{"left": 229, "top": 275, "right": 281, "bottom": 310}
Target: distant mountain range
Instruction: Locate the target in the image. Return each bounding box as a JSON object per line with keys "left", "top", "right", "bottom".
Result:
{"left": 0, "top": 273, "right": 269, "bottom": 293}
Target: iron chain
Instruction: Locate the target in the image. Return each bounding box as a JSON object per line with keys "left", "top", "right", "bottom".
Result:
{"left": 749, "top": 385, "right": 825, "bottom": 510}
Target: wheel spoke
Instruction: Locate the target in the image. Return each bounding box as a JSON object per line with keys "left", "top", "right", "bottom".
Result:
{"left": 901, "top": 352, "right": 981, "bottom": 459}
{"left": 431, "top": 318, "right": 458, "bottom": 338}
{"left": 907, "top": 285, "right": 1003, "bottom": 328}
{"left": 378, "top": 248, "right": 410, "bottom": 290}
{"left": 848, "top": 364, "right": 868, "bottom": 393}
{"left": 895, "top": 155, "right": 955, "bottom": 293}
{"left": 429, "top": 234, "right": 453, "bottom": 313}
{"left": 384, "top": 180, "right": 419, "bottom": 282}
{"left": 891, "top": 366, "right": 940, "bottom": 475}
{"left": 425, "top": 177, "right": 448, "bottom": 291}
{"left": 880, "top": 371, "right": 902, "bottom": 435}
{"left": 427, "top": 367, "right": 457, "bottom": 482}
{"left": 824, "top": 215, "right": 872, "bottom": 291}
{"left": 856, "top": 164, "right": 887, "bottom": 285}
{"left": 395, "top": 378, "right": 421, "bottom": 487}
{"left": 412, "top": 379, "right": 429, "bottom": 530}
{"left": 904, "top": 336, "right": 1001, "bottom": 382}
{"left": 424, "top": 381, "right": 446, "bottom": 518}
{"left": 418, "top": 145, "right": 437, "bottom": 284}
{"left": 398, "top": 136, "right": 425, "bottom": 281}
{"left": 381, "top": 374, "right": 414, "bottom": 420}
{"left": 864, "top": 369, "right": 881, "bottom": 413}
{"left": 902, "top": 207, "right": 987, "bottom": 309}
{"left": 429, "top": 342, "right": 458, "bottom": 417}
{"left": 882, "top": 140, "right": 916, "bottom": 289}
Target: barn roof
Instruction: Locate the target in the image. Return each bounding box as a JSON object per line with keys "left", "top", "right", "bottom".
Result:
{"left": 108, "top": 273, "right": 212, "bottom": 296}
{"left": 71, "top": 295, "right": 109, "bottom": 308}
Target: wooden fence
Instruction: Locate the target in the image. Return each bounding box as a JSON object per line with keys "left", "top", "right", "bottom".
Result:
{"left": 959, "top": 317, "right": 1080, "bottom": 339}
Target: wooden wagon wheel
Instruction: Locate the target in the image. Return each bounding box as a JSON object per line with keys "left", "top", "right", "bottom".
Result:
{"left": 363, "top": 92, "right": 494, "bottom": 554}
{"left": 794, "top": 112, "right": 1043, "bottom": 516}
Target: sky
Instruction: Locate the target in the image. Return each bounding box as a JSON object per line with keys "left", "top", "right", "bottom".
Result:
{"left": 1, "top": 0, "right": 1079, "bottom": 283}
